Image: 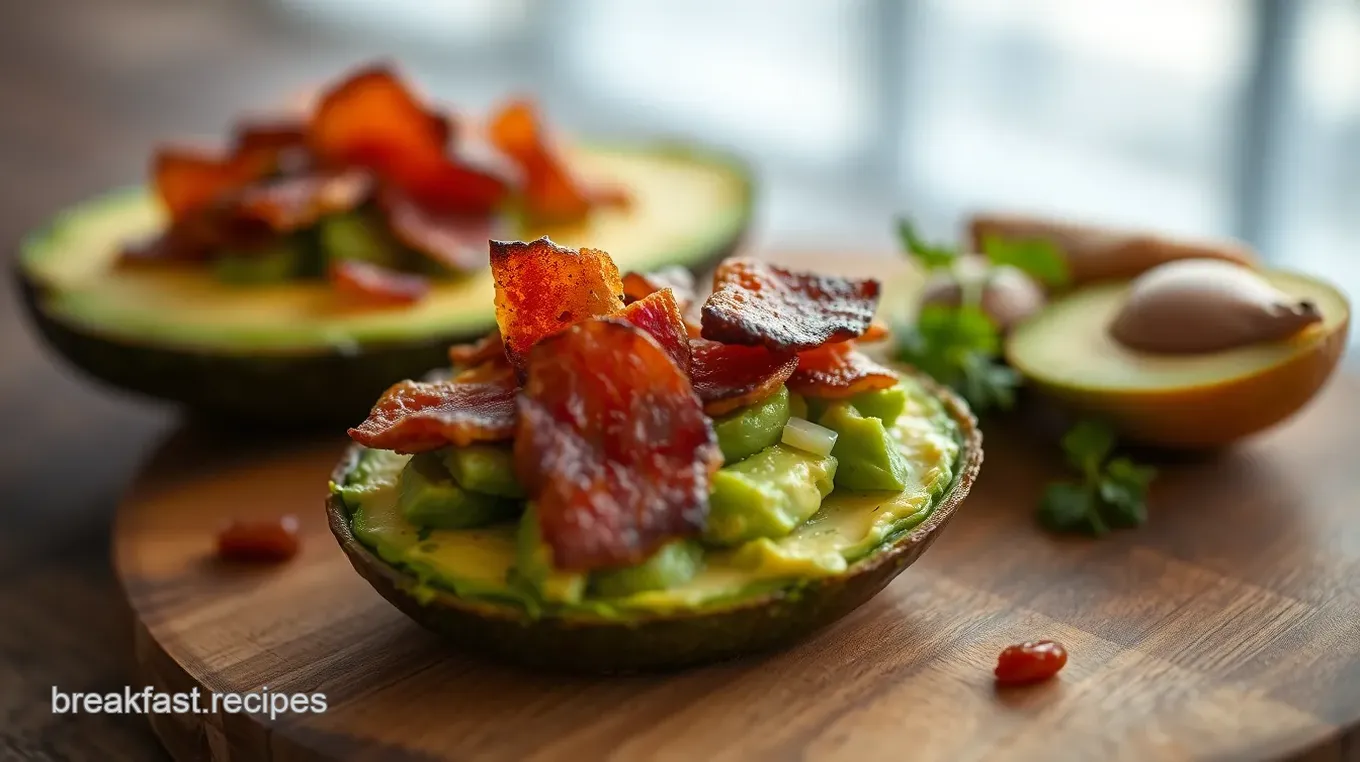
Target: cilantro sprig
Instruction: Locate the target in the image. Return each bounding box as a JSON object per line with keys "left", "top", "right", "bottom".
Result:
{"left": 1038, "top": 420, "right": 1157, "bottom": 535}
{"left": 980, "top": 233, "right": 1069, "bottom": 288}
{"left": 893, "top": 218, "right": 1020, "bottom": 412}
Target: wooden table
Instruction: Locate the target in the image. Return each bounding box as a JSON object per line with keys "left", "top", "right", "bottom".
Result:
{"left": 3, "top": 2, "right": 1358, "bottom": 760}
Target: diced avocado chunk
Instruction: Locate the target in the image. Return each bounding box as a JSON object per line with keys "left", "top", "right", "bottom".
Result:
{"left": 849, "top": 384, "right": 909, "bottom": 427}
{"left": 319, "top": 211, "right": 401, "bottom": 268}
{"left": 213, "top": 240, "right": 303, "bottom": 284}
{"left": 441, "top": 445, "right": 525, "bottom": 499}
{"left": 398, "top": 453, "right": 521, "bottom": 530}
{"left": 589, "top": 540, "right": 704, "bottom": 598}
{"left": 788, "top": 392, "right": 809, "bottom": 421}
{"left": 705, "top": 444, "right": 837, "bottom": 546}
{"left": 713, "top": 386, "right": 791, "bottom": 464}
{"left": 818, "top": 401, "right": 911, "bottom": 491}
{"left": 514, "top": 504, "right": 586, "bottom": 604}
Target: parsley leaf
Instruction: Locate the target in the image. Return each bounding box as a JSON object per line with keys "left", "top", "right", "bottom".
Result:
{"left": 981, "top": 234, "right": 1070, "bottom": 288}
{"left": 896, "top": 305, "right": 1019, "bottom": 413}
{"left": 897, "top": 218, "right": 957, "bottom": 271}
{"left": 1038, "top": 420, "right": 1157, "bottom": 535}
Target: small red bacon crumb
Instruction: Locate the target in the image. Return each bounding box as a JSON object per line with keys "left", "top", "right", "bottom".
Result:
{"left": 217, "top": 516, "right": 301, "bottom": 563}
{"left": 994, "top": 640, "right": 1068, "bottom": 686}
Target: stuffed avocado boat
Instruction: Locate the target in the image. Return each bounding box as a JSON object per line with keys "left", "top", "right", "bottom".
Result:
{"left": 327, "top": 239, "right": 982, "bottom": 671}
{"left": 16, "top": 64, "right": 750, "bottom": 424}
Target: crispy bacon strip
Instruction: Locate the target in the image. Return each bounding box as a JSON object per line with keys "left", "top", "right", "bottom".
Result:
{"left": 330, "top": 260, "right": 430, "bottom": 306}
{"left": 490, "top": 237, "right": 624, "bottom": 370}
{"left": 617, "top": 288, "right": 691, "bottom": 374}
{"left": 622, "top": 266, "right": 697, "bottom": 311}
{"left": 349, "top": 375, "right": 518, "bottom": 453}
{"left": 235, "top": 170, "right": 372, "bottom": 232}
{"left": 516, "top": 320, "right": 721, "bottom": 571}
{"left": 308, "top": 65, "right": 506, "bottom": 216}
{"left": 689, "top": 338, "right": 798, "bottom": 417}
{"left": 153, "top": 150, "right": 267, "bottom": 221}
{"left": 787, "top": 340, "right": 898, "bottom": 399}
{"left": 378, "top": 187, "right": 493, "bottom": 272}
{"left": 448, "top": 330, "right": 506, "bottom": 368}
{"left": 701, "top": 259, "right": 881, "bottom": 353}
{"left": 488, "top": 99, "right": 624, "bottom": 224}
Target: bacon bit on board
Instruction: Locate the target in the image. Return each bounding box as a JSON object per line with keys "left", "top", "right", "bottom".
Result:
{"left": 994, "top": 640, "right": 1068, "bottom": 686}
{"left": 217, "top": 516, "right": 301, "bottom": 563}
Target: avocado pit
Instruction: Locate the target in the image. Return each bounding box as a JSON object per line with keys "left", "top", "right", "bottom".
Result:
{"left": 1109, "top": 259, "right": 1323, "bottom": 355}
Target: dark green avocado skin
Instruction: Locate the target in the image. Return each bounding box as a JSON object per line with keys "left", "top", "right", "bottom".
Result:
{"left": 17, "top": 268, "right": 454, "bottom": 425}
{"left": 13, "top": 188, "right": 748, "bottom": 426}
{"left": 324, "top": 373, "right": 982, "bottom": 672}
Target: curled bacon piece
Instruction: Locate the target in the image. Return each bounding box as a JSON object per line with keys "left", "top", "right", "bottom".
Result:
{"left": 491, "top": 237, "right": 624, "bottom": 370}
{"left": 516, "top": 320, "right": 721, "bottom": 571}
{"left": 689, "top": 338, "right": 798, "bottom": 417}
{"left": 787, "top": 340, "right": 898, "bottom": 399}
{"left": 488, "top": 99, "right": 596, "bottom": 224}
{"left": 153, "top": 120, "right": 311, "bottom": 223}
{"left": 378, "top": 187, "right": 494, "bottom": 272}
{"left": 701, "top": 259, "right": 881, "bottom": 353}
{"left": 235, "top": 170, "right": 372, "bottom": 232}
{"left": 617, "top": 288, "right": 691, "bottom": 374}
{"left": 349, "top": 374, "right": 518, "bottom": 453}
{"left": 448, "top": 330, "right": 506, "bottom": 369}
{"left": 309, "top": 65, "right": 507, "bottom": 216}
{"left": 622, "top": 266, "right": 697, "bottom": 311}
{"left": 330, "top": 260, "right": 430, "bottom": 306}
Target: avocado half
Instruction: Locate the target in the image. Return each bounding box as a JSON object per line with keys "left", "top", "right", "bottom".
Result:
{"left": 15, "top": 143, "right": 752, "bottom": 424}
{"left": 324, "top": 369, "right": 982, "bottom": 672}
{"left": 1006, "top": 269, "right": 1350, "bottom": 448}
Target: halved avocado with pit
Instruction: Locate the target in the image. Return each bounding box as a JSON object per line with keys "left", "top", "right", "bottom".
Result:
{"left": 324, "top": 368, "right": 981, "bottom": 672}
{"left": 1005, "top": 269, "right": 1350, "bottom": 447}
{"left": 15, "top": 143, "right": 752, "bottom": 424}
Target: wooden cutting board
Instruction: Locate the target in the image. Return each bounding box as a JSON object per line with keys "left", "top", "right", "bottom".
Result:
{"left": 112, "top": 255, "right": 1360, "bottom": 762}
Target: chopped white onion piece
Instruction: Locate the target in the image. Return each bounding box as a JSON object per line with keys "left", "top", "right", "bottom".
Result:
{"left": 781, "top": 417, "right": 838, "bottom": 457}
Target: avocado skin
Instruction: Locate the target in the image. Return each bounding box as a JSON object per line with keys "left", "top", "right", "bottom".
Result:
{"left": 324, "top": 369, "right": 982, "bottom": 672}
{"left": 17, "top": 269, "right": 455, "bottom": 425}
{"left": 14, "top": 142, "right": 754, "bottom": 426}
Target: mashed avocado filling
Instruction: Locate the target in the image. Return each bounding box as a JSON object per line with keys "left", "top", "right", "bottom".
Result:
{"left": 333, "top": 375, "right": 961, "bottom": 617}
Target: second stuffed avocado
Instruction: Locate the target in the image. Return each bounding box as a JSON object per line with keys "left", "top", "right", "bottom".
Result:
{"left": 15, "top": 65, "right": 752, "bottom": 425}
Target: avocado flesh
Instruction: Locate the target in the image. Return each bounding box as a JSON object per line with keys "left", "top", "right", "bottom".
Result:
{"left": 705, "top": 444, "right": 837, "bottom": 546}
{"left": 441, "top": 444, "right": 524, "bottom": 499}
{"left": 589, "top": 541, "right": 705, "bottom": 599}
{"left": 818, "top": 401, "right": 912, "bottom": 492}
{"left": 515, "top": 505, "right": 586, "bottom": 605}
{"left": 1006, "top": 271, "right": 1350, "bottom": 393}
{"left": 398, "top": 452, "right": 521, "bottom": 530}
{"left": 713, "top": 386, "right": 790, "bottom": 464}
{"left": 847, "top": 384, "right": 909, "bottom": 428}
{"left": 334, "top": 373, "right": 963, "bottom": 618}
{"left": 214, "top": 238, "right": 308, "bottom": 285}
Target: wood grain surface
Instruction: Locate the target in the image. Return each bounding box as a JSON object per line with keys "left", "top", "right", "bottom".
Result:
{"left": 113, "top": 342, "right": 1360, "bottom": 761}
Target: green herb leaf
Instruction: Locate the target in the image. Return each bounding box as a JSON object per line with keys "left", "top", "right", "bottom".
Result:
{"left": 1039, "top": 421, "right": 1156, "bottom": 536}
{"left": 1038, "top": 482, "right": 1106, "bottom": 535}
{"left": 896, "top": 305, "right": 1016, "bottom": 412}
{"left": 897, "top": 218, "right": 957, "bottom": 271}
{"left": 981, "top": 234, "right": 1070, "bottom": 288}
{"left": 1061, "top": 419, "right": 1116, "bottom": 476}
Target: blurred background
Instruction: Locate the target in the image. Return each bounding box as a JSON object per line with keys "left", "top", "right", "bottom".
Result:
{"left": 5, "top": 0, "right": 1358, "bottom": 295}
